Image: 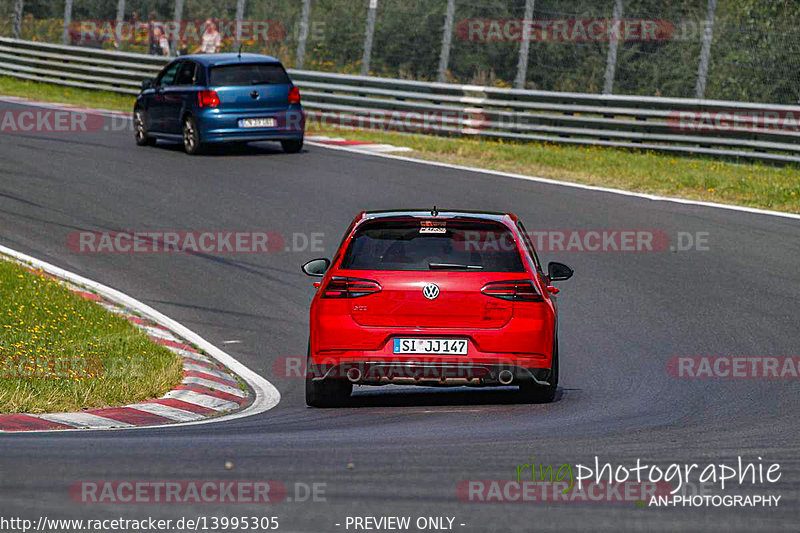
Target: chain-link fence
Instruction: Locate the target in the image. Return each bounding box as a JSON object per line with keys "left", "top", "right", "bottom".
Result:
{"left": 1, "top": 0, "right": 799, "bottom": 104}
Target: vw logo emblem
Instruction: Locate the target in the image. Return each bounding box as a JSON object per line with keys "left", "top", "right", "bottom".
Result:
{"left": 422, "top": 283, "right": 440, "bottom": 300}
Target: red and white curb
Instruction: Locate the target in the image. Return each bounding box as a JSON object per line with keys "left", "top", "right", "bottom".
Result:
{"left": 305, "top": 135, "right": 412, "bottom": 153}
{"left": 0, "top": 245, "right": 281, "bottom": 433}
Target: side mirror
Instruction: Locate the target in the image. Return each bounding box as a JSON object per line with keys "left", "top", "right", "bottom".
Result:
{"left": 547, "top": 262, "right": 573, "bottom": 282}
{"left": 141, "top": 78, "right": 154, "bottom": 90}
{"left": 302, "top": 258, "right": 330, "bottom": 277}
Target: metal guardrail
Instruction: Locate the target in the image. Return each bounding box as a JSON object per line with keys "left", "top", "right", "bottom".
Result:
{"left": 1, "top": 37, "right": 799, "bottom": 163}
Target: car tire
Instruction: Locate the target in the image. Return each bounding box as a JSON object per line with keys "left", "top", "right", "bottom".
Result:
{"left": 305, "top": 349, "right": 352, "bottom": 408}
{"left": 182, "top": 116, "right": 204, "bottom": 155}
{"left": 519, "top": 338, "right": 558, "bottom": 403}
{"left": 134, "top": 108, "right": 156, "bottom": 146}
{"left": 281, "top": 138, "right": 303, "bottom": 154}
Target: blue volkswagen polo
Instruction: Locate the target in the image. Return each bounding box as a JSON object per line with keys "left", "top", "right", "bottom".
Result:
{"left": 134, "top": 53, "right": 304, "bottom": 155}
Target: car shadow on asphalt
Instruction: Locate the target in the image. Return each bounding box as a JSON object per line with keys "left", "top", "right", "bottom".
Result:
{"left": 155, "top": 141, "right": 299, "bottom": 157}
{"left": 345, "top": 386, "right": 566, "bottom": 408}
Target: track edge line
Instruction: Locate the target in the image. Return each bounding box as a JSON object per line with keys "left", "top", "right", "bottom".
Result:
{"left": 0, "top": 243, "right": 282, "bottom": 433}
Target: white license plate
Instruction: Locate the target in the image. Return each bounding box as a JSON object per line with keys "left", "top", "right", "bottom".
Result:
{"left": 393, "top": 338, "right": 468, "bottom": 355}
{"left": 239, "top": 118, "right": 276, "bottom": 128}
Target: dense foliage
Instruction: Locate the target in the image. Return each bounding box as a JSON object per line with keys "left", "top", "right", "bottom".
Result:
{"left": 1, "top": 0, "right": 798, "bottom": 103}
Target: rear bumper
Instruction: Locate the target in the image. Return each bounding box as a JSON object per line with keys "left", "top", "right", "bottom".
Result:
{"left": 196, "top": 106, "right": 305, "bottom": 143}
{"left": 202, "top": 131, "right": 304, "bottom": 143}
{"left": 308, "top": 335, "right": 555, "bottom": 387}
{"left": 308, "top": 360, "right": 553, "bottom": 387}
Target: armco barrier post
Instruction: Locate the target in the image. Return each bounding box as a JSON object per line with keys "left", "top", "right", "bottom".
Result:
{"left": 234, "top": 0, "right": 246, "bottom": 49}
{"left": 361, "top": 0, "right": 378, "bottom": 76}
{"left": 116, "top": 0, "right": 125, "bottom": 23}
{"left": 602, "top": 0, "right": 623, "bottom": 95}
{"left": 296, "top": 0, "right": 312, "bottom": 68}
{"left": 437, "top": 0, "right": 456, "bottom": 83}
{"left": 115, "top": 0, "right": 125, "bottom": 47}
{"left": 695, "top": 0, "right": 718, "bottom": 99}
{"left": 12, "top": 0, "right": 24, "bottom": 39}
{"left": 514, "top": 0, "right": 535, "bottom": 89}
{"left": 171, "top": 0, "right": 184, "bottom": 57}
{"left": 62, "top": 0, "right": 73, "bottom": 45}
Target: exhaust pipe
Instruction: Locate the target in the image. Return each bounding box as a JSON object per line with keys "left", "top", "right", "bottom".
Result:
{"left": 346, "top": 367, "right": 362, "bottom": 383}
{"left": 498, "top": 370, "right": 514, "bottom": 385}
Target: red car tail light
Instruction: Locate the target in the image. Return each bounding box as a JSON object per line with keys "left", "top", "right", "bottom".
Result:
{"left": 288, "top": 86, "right": 301, "bottom": 105}
{"left": 481, "top": 280, "right": 543, "bottom": 302}
{"left": 321, "top": 277, "right": 381, "bottom": 298}
{"left": 197, "top": 90, "right": 220, "bottom": 108}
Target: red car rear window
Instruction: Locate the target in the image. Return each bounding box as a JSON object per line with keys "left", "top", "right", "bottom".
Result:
{"left": 340, "top": 219, "right": 525, "bottom": 272}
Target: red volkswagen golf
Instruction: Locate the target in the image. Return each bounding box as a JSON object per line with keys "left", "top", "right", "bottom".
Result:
{"left": 301, "top": 209, "right": 573, "bottom": 407}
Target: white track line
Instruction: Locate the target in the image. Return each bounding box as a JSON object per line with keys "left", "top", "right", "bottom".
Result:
{"left": 183, "top": 362, "right": 235, "bottom": 381}
{"left": 165, "top": 346, "right": 212, "bottom": 364}
{"left": 127, "top": 402, "right": 205, "bottom": 422}
{"left": 97, "top": 302, "right": 129, "bottom": 314}
{"left": 163, "top": 390, "right": 239, "bottom": 411}
{"left": 3, "top": 96, "right": 794, "bottom": 221}
{"left": 306, "top": 135, "right": 346, "bottom": 142}
{"left": 0, "top": 96, "right": 797, "bottom": 221}
{"left": 0, "top": 244, "right": 281, "bottom": 432}
{"left": 304, "top": 143, "right": 800, "bottom": 221}
{"left": 140, "top": 325, "right": 182, "bottom": 343}
{"left": 350, "top": 144, "right": 413, "bottom": 153}
{"left": 38, "top": 412, "right": 134, "bottom": 429}
{"left": 181, "top": 377, "right": 246, "bottom": 397}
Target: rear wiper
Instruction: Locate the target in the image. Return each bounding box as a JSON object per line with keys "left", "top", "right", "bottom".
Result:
{"left": 250, "top": 80, "right": 276, "bottom": 85}
{"left": 428, "top": 263, "right": 483, "bottom": 270}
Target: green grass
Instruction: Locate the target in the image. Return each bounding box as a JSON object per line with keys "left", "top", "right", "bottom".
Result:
{"left": 2, "top": 75, "right": 798, "bottom": 213}
{"left": 306, "top": 127, "right": 800, "bottom": 213}
{"left": 0, "top": 76, "right": 135, "bottom": 112}
{"left": 0, "top": 258, "right": 183, "bottom": 414}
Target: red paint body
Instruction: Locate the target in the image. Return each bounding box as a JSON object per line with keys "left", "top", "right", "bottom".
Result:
{"left": 307, "top": 211, "right": 561, "bottom": 386}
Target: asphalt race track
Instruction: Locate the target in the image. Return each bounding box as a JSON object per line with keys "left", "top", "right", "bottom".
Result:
{"left": 0, "top": 100, "right": 798, "bottom": 532}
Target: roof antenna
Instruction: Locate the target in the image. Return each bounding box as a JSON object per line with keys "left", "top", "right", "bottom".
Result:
{"left": 238, "top": 44, "right": 243, "bottom": 59}
{"left": 431, "top": 205, "right": 439, "bottom": 216}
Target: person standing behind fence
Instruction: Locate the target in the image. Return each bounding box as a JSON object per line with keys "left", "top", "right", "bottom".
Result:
{"left": 126, "top": 11, "right": 140, "bottom": 51}
{"left": 151, "top": 26, "right": 170, "bottom": 57}
{"left": 178, "top": 34, "right": 190, "bottom": 57}
{"left": 147, "top": 11, "right": 161, "bottom": 56}
{"left": 194, "top": 19, "right": 222, "bottom": 54}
